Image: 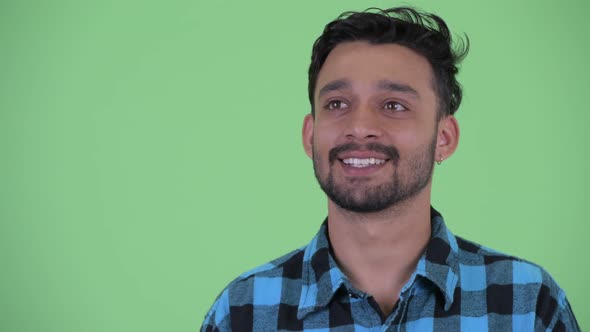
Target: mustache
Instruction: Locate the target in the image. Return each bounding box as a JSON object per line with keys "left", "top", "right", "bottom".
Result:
{"left": 328, "top": 142, "right": 400, "bottom": 164}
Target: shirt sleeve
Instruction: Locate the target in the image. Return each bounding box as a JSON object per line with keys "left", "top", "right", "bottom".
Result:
{"left": 200, "top": 289, "right": 231, "bottom": 332}
{"left": 200, "top": 309, "right": 221, "bottom": 332}
{"left": 551, "top": 296, "right": 581, "bottom": 332}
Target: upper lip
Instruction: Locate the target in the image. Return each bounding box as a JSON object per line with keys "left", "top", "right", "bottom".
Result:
{"left": 338, "top": 150, "right": 390, "bottom": 160}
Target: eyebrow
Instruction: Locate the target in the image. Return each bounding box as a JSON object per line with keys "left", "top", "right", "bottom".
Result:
{"left": 318, "top": 79, "right": 351, "bottom": 98}
{"left": 377, "top": 80, "right": 420, "bottom": 98}
{"left": 318, "top": 79, "right": 420, "bottom": 99}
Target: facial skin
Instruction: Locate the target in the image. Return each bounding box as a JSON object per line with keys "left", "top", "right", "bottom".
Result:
{"left": 303, "top": 41, "right": 459, "bottom": 214}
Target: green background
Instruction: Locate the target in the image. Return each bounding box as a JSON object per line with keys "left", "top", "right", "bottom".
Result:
{"left": 1, "top": 0, "right": 588, "bottom": 331}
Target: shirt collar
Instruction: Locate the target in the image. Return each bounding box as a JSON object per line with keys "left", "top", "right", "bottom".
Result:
{"left": 418, "top": 207, "right": 460, "bottom": 311}
{"left": 297, "top": 217, "right": 347, "bottom": 319}
{"left": 297, "top": 207, "right": 460, "bottom": 319}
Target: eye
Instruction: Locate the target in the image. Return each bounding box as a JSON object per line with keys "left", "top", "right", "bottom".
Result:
{"left": 383, "top": 101, "right": 408, "bottom": 112}
{"left": 325, "top": 99, "right": 349, "bottom": 111}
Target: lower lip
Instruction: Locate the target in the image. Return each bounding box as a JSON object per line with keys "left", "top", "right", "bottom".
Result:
{"left": 338, "top": 160, "right": 388, "bottom": 176}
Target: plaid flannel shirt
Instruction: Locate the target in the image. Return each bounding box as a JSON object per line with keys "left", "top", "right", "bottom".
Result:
{"left": 201, "top": 208, "right": 580, "bottom": 331}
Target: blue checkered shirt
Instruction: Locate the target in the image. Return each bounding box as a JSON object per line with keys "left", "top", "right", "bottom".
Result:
{"left": 201, "top": 208, "right": 579, "bottom": 331}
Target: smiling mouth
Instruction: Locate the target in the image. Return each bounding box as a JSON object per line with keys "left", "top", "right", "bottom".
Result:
{"left": 340, "top": 157, "right": 388, "bottom": 168}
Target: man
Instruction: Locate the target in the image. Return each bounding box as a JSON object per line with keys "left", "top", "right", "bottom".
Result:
{"left": 201, "top": 7, "right": 579, "bottom": 331}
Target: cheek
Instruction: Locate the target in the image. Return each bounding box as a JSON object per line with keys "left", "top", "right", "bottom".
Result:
{"left": 389, "top": 130, "right": 434, "bottom": 162}
{"left": 389, "top": 127, "right": 421, "bottom": 148}
{"left": 392, "top": 120, "right": 436, "bottom": 144}
{"left": 312, "top": 124, "right": 339, "bottom": 151}
{"left": 312, "top": 139, "right": 329, "bottom": 163}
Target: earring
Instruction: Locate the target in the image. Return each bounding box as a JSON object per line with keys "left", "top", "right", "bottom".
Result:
{"left": 436, "top": 155, "right": 443, "bottom": 165}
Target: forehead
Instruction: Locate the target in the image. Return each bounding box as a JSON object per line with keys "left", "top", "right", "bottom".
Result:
{"left": 315, "top": 41, "right": 436, "bottom": 99}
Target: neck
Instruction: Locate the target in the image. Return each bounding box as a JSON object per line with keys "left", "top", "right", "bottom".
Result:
{"left": 327, "top": 189, "right": 432, "bottom": 316}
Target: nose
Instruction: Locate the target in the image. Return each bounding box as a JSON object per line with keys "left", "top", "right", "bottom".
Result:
{"left": 345, "top": 106, "right": 382, "bottom": 140}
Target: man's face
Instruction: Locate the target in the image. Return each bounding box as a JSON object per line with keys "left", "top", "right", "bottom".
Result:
{"left": 303, "top": 42, "right": 443, "bottom": 213}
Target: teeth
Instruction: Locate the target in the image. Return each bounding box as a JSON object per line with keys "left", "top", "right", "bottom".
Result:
{"left": 342, "top": 158, "right": 386, "bottom": 168}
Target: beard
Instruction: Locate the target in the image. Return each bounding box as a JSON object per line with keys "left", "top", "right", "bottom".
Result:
{"left": 312, "top": 135, "right": 437, "bottom": 213}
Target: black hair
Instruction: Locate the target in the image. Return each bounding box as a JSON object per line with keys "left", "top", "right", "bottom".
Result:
{"left": 308, "top": 7, "right": 469, "bottom": 118}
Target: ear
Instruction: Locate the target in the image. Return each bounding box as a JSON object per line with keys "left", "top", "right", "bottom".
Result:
{"left": 436, "top": 115, "right": 460, "bottom": 162}
{"left": 302, "top": 114, "right": 314, "bottom": 159}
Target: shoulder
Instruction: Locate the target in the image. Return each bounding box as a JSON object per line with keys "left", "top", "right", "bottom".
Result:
{"left": 453, "top": 235, "right": 579, "bottom": 330}
{"left": 200, "top": 246, "right": 306, "bottom": 330}
{"left": 454, "top": 235, "right": 557, "bottom": 287}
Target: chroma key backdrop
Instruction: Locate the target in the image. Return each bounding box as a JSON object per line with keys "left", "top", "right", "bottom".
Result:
{"left": 1, "top": 0, "right": 588, "bottom": 331}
